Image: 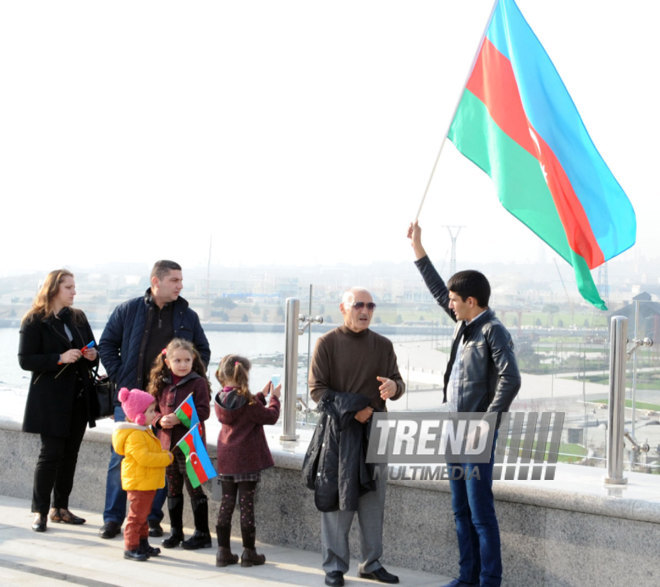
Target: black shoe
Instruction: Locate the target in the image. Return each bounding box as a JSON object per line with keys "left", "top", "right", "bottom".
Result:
{"left": 139, "top": 538, "right": 161, "bottom": 558}
{"left": 148, "top": 520, "right": 163, "bottom": 537}
{"left": 162, "top": 528, "right": 184, "bottom": 549}
{"left": 123, "top": 549, "right": 148, "bottom": 562}
{"left": 440, "top": 581, "right": 478, "bottom": 587}
{"left": 359, "top": 566, "right": 400, "bottom": 584}
{"left": 181, "top": 530, "right": 212, "bottom": 550}
{"left": 99, "top": 521, "right": 122, "bottom": 539}
{"left": 325, "top": 571, "right": 344, "bottom": 587}
{"left": 32, "top": 513, "right": 47, "bottom": 533}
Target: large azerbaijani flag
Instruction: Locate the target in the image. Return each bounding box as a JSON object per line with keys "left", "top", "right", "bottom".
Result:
{"left": 176, "top": 424, "right": 217, "bottom": 488}
{"left": 447, "top": 0, "right": 635, "bottom": 310}
{"left": 174, "top": 392, "right": 200, "bottom": 429}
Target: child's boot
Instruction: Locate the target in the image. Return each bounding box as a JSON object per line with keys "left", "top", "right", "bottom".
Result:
{"left": 240, "top": 548, "right": 266, "bottom": 567}
{"left": 124, "top": 549, "right": 148, "bottom": 562}
{"left": 138, "top": 537, "right": 161, "bottom": 558}
{"left": 240, "top": 524, "right": 265, "bottom": 567}
{"left": 162, "top": 496, "right": 184, "bottom": 548}
{"left": 215, "top": 524, "right": 238, "bottom": 567}
{"left": 182, "top": 497, "right": 212, "bottom": 550}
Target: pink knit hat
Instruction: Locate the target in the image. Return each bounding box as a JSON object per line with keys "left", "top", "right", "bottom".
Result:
{"left": 118, "top": 387, "right": 154, "bottom": 426}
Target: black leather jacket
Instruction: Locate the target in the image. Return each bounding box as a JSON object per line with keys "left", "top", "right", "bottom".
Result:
{"left": 302, "top": 390, "right": 374, "bottom": 512}
{"left": 415, "top": 255, "right": 521, "bottom": 414}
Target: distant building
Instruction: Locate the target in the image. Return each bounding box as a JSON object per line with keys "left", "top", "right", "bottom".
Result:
{"left": 609, "top": 292, "right": 660, "bottom": 345}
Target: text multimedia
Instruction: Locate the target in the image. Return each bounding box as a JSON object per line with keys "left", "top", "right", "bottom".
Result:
{"left": 374, "top": 465, "right": 482, "bottom": 482}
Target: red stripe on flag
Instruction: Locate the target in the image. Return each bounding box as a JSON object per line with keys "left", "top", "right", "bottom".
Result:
{"left": 183, "top": 434, "right": 194, "bottom": 452}
{"left": 467, "top": 38, "right": 536, "bottom": 157}
{"left": 467, "top": 37, "right": 604, "bottom": 268}
{"left": 181, "top": 402, "right": 192, "bottom": 419}
{"left": 189, "top": 453, "right": 208, "bottom": 484}
{"left": 180, "top": 431, "right": 210, "bottom": 486}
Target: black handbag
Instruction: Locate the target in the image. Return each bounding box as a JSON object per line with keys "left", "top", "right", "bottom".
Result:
{"left": 92, "top": 366, "right": 115, "bottom": 419}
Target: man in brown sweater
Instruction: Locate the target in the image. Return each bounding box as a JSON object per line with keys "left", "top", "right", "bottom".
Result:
{"left": 309, "top": 287, "right": 405, "bottom": 587}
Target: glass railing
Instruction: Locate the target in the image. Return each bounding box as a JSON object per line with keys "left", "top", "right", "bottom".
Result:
{"left": 292, "top": 304, "right": 660, "bottom": 476}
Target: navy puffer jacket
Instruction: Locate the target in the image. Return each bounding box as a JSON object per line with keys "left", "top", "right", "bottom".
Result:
{"left": 98, "top": 290, "right": 210, "bottom": 400}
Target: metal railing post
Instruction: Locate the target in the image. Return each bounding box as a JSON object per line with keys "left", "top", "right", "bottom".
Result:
{"left": 631, "top": 300, "right": 640, "bottom": 438}
{"left": 281, "top": 298, "right": 300, "bottom": 441}
{"left": 605, "top": 316, "right": 628, "bottom": 485}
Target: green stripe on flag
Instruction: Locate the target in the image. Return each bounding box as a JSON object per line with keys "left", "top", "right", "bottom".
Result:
{"left": 178, "top": 436, "right": 202, "bottom": 488}
{"left": 177, "top": 411, "right": 191, "bottom": 428}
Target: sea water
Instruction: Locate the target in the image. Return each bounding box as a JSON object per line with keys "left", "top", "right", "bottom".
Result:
{"left": 0, "top": 327, "right": 319, "bottom": 424}
{"left": 1, "top": 325, "right": 443, "bottom": 432}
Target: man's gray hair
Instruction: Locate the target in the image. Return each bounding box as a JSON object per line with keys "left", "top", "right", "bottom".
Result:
{"left": 342, "top": 287, "right": 371, "bottom": 306}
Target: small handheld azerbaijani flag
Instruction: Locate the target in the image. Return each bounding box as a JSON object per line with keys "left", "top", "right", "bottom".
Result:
{"left": 447, "top": 0, "right": 635, "bottom": 310}
{"left": 175, "top": 423, "right": 217, "bottom": 489}
{"left": 174, "top": 392, "right": 200, "bottom": 429}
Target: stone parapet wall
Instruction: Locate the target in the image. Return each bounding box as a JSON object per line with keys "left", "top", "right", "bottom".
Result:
{"left": 4, "top": 421, "right": 658, "bottom": 586}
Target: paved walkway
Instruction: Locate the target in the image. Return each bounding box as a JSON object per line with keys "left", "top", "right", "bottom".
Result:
{"left": 0, "top": 495, "right": 447, "bottom": 586}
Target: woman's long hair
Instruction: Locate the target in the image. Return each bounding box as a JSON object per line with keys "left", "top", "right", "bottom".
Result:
{"left": 216, "top": 354, "right": 253, "bottom": 405}
{"left": 22, "top": 269, "right": 75, "bottom": 323}
{"left": 147, "top": 338, "right": 210, "bottom": 400}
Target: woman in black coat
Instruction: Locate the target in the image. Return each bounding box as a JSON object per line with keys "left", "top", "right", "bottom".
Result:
{"left": 19, "top": 269, "right": 99, "bottom": 532}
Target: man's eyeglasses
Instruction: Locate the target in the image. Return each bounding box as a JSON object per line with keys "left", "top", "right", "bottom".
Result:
{"left": 352, "top": 302, "right": 376, "bottom": 311}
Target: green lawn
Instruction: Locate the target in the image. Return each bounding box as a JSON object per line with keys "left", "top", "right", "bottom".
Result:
{"left": 556, "top": 443, "right": 588, "bottom": 463}
{"left": 593, "top": 399, "right": 660, "bottom": 411}
{"left": 508, "top": 440, "right": 587, "bottom": 464}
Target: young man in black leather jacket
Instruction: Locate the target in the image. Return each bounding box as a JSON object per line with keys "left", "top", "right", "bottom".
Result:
{"left": 408, "top": 221, "right": 520, "bottom": 587}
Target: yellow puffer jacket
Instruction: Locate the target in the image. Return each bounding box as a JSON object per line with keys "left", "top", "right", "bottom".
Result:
{"left": 112, "top": 423, "right": 172, "bottom": 491}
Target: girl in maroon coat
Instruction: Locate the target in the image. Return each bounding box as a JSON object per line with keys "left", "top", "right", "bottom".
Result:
{"left": 147, "top": 338, "right": 212, "bottom": 550}
{"left": 214, "top": 354, "right": 281, "bottom": 569}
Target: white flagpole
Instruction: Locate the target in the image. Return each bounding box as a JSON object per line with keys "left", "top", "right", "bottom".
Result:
{"left": 174, "top": 427, "right": 189, "bottom": 449}
{"left": 415, "top": 0, "right": 502, "bottom": 221}
{"left": 173, "top": 391, "right": 194, "bottom": 415}
{"left": 174, "top": 421, "right": 199, "bottom": 449}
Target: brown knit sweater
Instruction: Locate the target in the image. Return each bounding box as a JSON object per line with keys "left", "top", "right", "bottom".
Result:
{"left": 309, "top": 325, "right": 405, "bottom": 411}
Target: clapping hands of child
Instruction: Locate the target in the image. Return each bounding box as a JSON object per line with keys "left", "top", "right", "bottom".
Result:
{"left": 262, "top": 381, "right": 282, "bottom": 399}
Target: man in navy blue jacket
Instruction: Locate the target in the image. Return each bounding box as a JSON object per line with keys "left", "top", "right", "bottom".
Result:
{"left": 98, "top": 260, "right": 211, "bottom": 541}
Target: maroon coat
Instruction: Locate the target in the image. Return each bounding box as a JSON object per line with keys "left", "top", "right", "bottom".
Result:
{"left": 214, "top": 390, "right": 280, "bottom": 475}
{"left": 153, "top": 372, "right": 211, "bottom": 449}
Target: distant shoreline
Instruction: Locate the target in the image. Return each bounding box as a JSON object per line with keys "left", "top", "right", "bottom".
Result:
{"left": 0, "top": 318, "right": 607, "bottom": 339}
{"left": 0, "top": 318, "right": 453, "bottom": 337}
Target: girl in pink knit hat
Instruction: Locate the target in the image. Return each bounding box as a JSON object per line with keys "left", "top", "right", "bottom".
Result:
{"left": 112, "top": 387, "right": 173, "bottom": 561}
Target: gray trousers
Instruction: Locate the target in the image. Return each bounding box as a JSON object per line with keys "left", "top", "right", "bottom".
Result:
{"left": 321, "top": 464, "right": 387, "bottom": 574}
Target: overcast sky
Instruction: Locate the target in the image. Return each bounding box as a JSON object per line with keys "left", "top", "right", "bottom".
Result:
{"left": 1, "top": 0, "right": 657, "bottom": 283}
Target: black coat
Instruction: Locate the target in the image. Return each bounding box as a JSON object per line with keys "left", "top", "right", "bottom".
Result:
{"left": 302, "top": 390, "right": 374, "bottom": 512}
{"left": 19, "top": 307, "right": 98, "bottom": 437}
